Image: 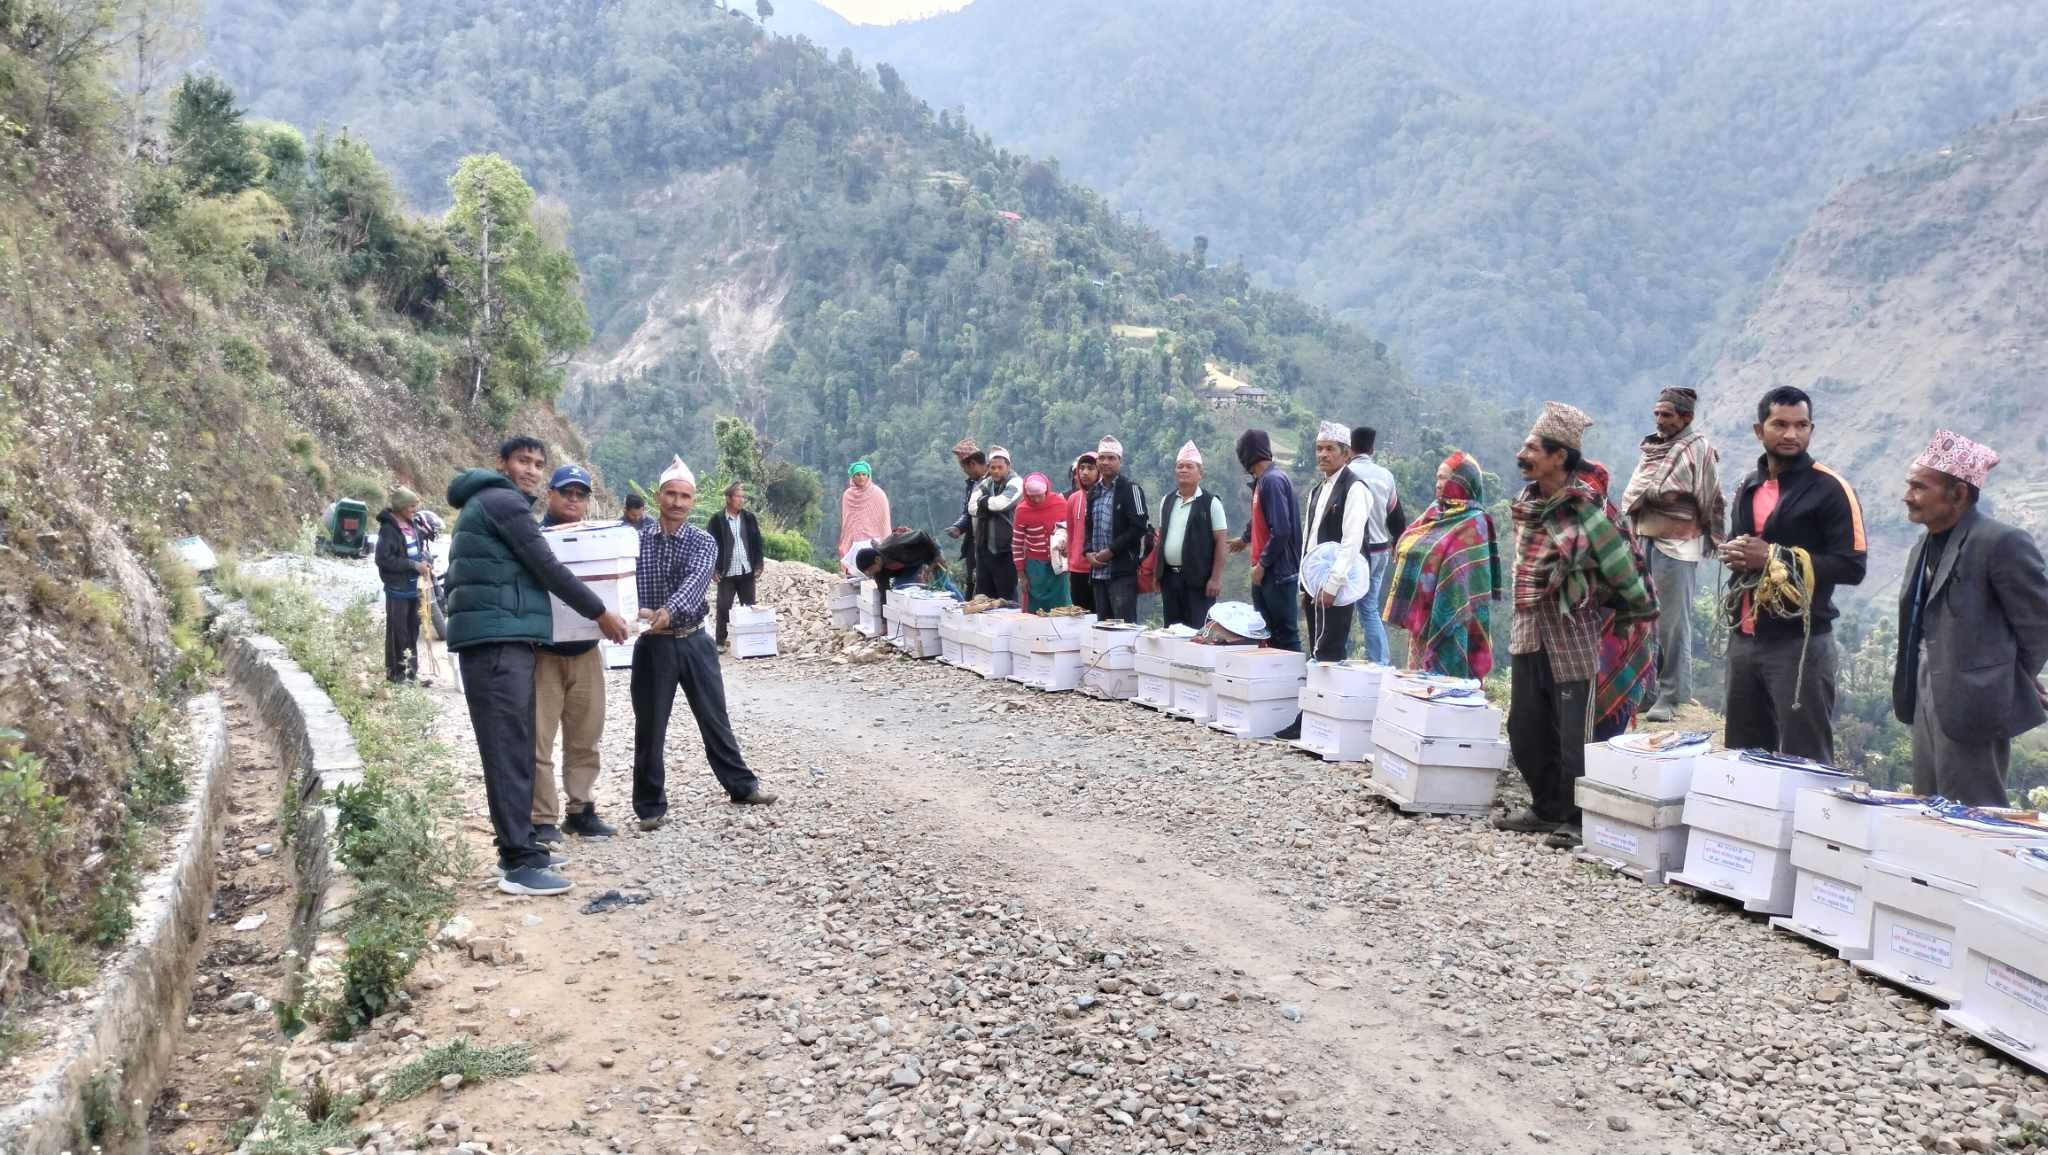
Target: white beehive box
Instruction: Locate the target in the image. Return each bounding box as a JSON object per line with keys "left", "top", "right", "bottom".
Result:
{"left": 959, "top": 610, "right": 1024, "bottom": 679}
{"left": 541, "top": 523, "right": 639, "bottom": 643}
{"left": 1083, "top": 623, "right": 1142, "bottom": 670}
{"left": 827, "top": 576, "right": 860, "bottom": 628}
{"left": 1081, "top": 666, "right": 1140, "bottom": 700}
{"left": 1855, "top": 858, "right": 1975, "bottom": 1005}
{"left": 1135, "top": 669, "right": 1173, "bottom": 710}
{"left": 1769, "top": 789, "right": 1919, "bottom": 959}
{"left": 1373, "top": 719, "right": 1508, "bottom": 771}
{"left": 938, "top": 606, "right": 967, "bottom": 665}
{"left": 600, "top": 639, "right": 635, "bottom": 670}
{"left": 1294, "top": 710, "right": 1374, "bottom": 762}
{"left": 1376, "top": 676, "right": 1500, "bottom": 741}
{"left": 1583, "top": 738, "right": 1711, "bottom": 800}
{"left": 856, "top": 577, "right": 882, "bottom": 638}
{"left": 1670, "top": 792, "right": 1800, "bottom": 914}
{"left": 1306, "top": 660, "right": 1387, "bottom": 700}
{"left": 1940, "top": 898, "right": 2048, "bottom": 1074}
{"left": 1298, "top": 685, "right": 1376, "bottom": 722}
{"left": 1216, "top": 648, "right": 1307, "bottom": 682}
{"left": 729, "top": 605, "right": 778, "bottom": 659}
{"left": 1688, "top": 750, "right": 1859, "bottom": 812}
{"left": 1870, "top": 809, "right": 2048, "bottom": 888}
{"left": 1035, "top": 613, "right": 1097, "bottom": 646}
{"left": 1369, "top": 744, "right": 1499, "bottom": 817}
{"left": 895, "top": 594, "right": 949, "bottom": 659}
{"left": 1574, "top": 779, "right": 1689, "bottom": 883}
{"left": 1772, "top": 834, "right": 1878, "bottom": 959}
{"left": 1210, "top": 670, "right": 1303, "bottom": 739}
{"left": 1135, "top": 629, "right": 1190, "bottom": 663}
{"left": 1977, "top": 845, "right": 2048, "bottom": 927}
{"left": 1166, "top": 663, "right": 1217, "bottom": 722}
{"left": 1019, "top": 645, "right": 1085, "bottom": 691}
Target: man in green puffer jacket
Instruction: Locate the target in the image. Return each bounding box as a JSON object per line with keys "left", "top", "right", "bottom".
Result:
{"left": 446, "top": 436, "right": 628, "bottom": 897}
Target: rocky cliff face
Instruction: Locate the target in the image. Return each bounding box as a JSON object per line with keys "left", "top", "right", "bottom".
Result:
{"left": 1702, "top": 105, "right": 2048, "bottom": 575}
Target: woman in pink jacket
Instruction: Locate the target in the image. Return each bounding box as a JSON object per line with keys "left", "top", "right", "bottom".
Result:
{"left": 1065, "top": 453, "right": 1098, "bottom": 612}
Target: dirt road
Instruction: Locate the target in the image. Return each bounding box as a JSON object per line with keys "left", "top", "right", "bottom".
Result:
{"left": 280, "top": 653, "right": 2040, "bottom": 1155}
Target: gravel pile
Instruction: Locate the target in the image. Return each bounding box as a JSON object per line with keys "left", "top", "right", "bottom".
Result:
{"left": 753, "top": 560, "right": 869, "bottom": 659}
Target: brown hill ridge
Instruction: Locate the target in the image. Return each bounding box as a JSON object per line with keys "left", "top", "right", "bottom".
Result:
{"left": 1703, "top": 103, "right": 2048, "bottom": 580}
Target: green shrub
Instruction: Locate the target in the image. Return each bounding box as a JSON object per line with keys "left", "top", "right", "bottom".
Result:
{"left": 761, "top": 526, "right": 813, "bottom": 565}
{"left": 221, "top": 335, "right": 269, "bottom": 379}
{"left": 25, "top": 921, "right": 92, "bottom": 990}
{"left": 338, "top": 471, "right": 386, "bottom": 506}
{"left": 331, "top": 917, "right": 421, "bottom": 1039}
{"left": 0, "top": 749, "right": 73, "bottom": 921}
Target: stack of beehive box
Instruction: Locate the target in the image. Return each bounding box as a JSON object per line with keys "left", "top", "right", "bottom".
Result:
{"left": 958, "top": 609, "right": 1024, "bottom": 679}
{"left": 728, "top": 605, "right": 779, "bottom": 658}
{"left": 541, "top": 522, "right": 639, "bottom": 643}
{"left": 1080, "top": 623, "right": 1142, "bottom": 700}
{"left": 1368, "top": 675, "right": 1507, "bottom": 817}
{"left": 1011, "top": 613, "right": 1097, "bottom": 691}
{"left": 1853, "top": 806, "right": 2048, "bottom": 1007}
{"left": 826, "top": 577, "right": 861, "bottom": 630}
{"left": 1574, "top": 732, "right": 1711, "bottom": 884}
{"left": 1768, "top": 788, "right": 1918, "bottom": 960}
{"left": 1669, "top": 751, "right": 1857, "bottom": 916}
{"left": 1132, "top": 628, "right": 1192, "bottom": 711}
{"left": 855, "top": 578, "right": 883, "bottom": 638}
{"left": 1942, "top": 834, "right": 2048, "bottom": 1074}
{"left": 1210, "top": 648, "right": 1307, "bottom": 738}
{"left": 1165, "top": 639, "right": 1255, "bottom": 723}
{"left": 1292, "top": 661, "right": 1384, "bottom": 763}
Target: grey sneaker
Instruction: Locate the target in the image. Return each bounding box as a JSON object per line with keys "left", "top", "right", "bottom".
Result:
{"left": 495, "top": 852, "right": 568, "bottom": 877}
{"left": 533, "top": 824, "right": 564, "bottom": 845}
{"left": 637, "top": 815, "right": 667, "bottom": 832}
{"left": 1643, "top": 702, "right": 1676, "bottom": 723}
{"left": 730, "top": 787, "right": 778, "bottom": 806}
{"left": 498, "top": 865, "right": 572, "bottom": 896}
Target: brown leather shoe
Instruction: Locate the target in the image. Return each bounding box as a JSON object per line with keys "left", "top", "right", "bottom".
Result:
{"left": 730, "top": 787, "right": 778, "bottom": 806}
{"left": 1492, "top": 807, "right": 1560, "bottom": 834}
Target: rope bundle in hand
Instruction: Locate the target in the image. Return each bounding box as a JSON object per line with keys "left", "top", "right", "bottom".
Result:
{"left": 1723, "top": 543, "right": 1816, "bottom": 709}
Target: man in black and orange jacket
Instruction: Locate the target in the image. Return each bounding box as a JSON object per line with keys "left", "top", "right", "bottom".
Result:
{"left": 1719, "top": 386, "right": 1867, "bottom": 764}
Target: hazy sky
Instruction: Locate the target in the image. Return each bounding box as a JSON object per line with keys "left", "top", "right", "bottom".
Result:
{"left": 818, "top": 0, "right": 971, "bottom": 23}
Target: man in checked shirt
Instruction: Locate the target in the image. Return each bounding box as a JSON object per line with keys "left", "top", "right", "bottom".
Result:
{"left": 630, "top": 456, "right": 778, "bottom": 830}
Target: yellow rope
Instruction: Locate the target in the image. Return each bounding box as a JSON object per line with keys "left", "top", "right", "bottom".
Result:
{"left": 1724, "top": 543, "right": 1815, "bottom": 710}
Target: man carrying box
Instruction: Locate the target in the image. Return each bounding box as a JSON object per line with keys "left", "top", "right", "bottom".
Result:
{"left": 631, "top": 456, "right": 778, "bottom": 831}
{"left": 445, "top": 437, "right": 629, "bottom": 897}
{"left": 531, "top": 464, "right": 619, "bottom": 845}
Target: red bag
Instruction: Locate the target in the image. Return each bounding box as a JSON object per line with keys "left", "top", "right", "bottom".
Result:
{"left": 1136, "top": 528, "right": 1160, "bottom": 594}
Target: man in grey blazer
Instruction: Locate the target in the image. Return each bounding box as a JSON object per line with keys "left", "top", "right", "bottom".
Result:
{"left": 1893, "top": 430, "right": 2048, "bottom": 806}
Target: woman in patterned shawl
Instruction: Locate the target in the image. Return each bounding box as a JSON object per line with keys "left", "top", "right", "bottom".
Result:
{"left": 1382, "top": 452, "right": 1502, "bottom": 679}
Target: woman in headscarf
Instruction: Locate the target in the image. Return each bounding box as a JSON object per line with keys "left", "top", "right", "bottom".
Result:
{"left": 837, "top": 460, "right": 894, "bottom": 573}
{"left": 1065, "top": 453, "right": 1099, "bottom": 612}
{"left": 1011, "top": 471, "right": 1071, "bottom": 612}
{"left": 1381, "top": 452, "right": 1501, "bottom": 679}
{"left": 1578, "top": 460, "right": 1660, "bottom": 738}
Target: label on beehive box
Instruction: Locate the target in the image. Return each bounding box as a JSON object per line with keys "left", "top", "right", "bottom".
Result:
{"left": 1811, "top": 877, "right": 1858, "bottom": 915}
{"left": 1890, "top": 924, "right": 1953, "bottom": 970}
{"left": 1701, "top": 837, "right": 1756, "bottom": 875}
{"left": 1987, "top": 960, "right": 2048, "bottom": 1016}
{"left": 1591, "top": 824, "right": 1639, "bottom": 856}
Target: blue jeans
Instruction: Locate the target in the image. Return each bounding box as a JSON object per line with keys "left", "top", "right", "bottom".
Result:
{"left": 1355, "top": 549, "right": 1392, "bottom": 664}
{"left": 1253, "top": 570, "right": 1300, "bottom": 652}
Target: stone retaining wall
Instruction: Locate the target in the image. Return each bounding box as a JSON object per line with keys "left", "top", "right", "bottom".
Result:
{"left": 0, "top": 695, "right": 230, "bottom": 1154}
{"left": 215, "top": 621, "right": 364, "bottom": 1010}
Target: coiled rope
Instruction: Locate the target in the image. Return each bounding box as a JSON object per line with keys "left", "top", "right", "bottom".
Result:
{"left": 1723, "top": 543, "right": 1816, "bottom": 710}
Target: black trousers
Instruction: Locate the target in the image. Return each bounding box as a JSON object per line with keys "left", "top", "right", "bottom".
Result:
{"left": 1254, "top": 570, "right": 1300, "bottom": 652}
{"left": 1725, "top": 630, "right": 1839, "bottom": 764}
{"left": 384, "top": 593, "right": 420, "bottom": 682}
{"left": 1091, "top": 571, "right": 1139, "bottom": 623}
{"left": 458, "top": 642, "right": 547, "bottom": 870}
{"left": 959, "top": 535, "right": 976, "bottom": 600}
{"left": 1299, "top": 595, "right": 1354, "bottom": 662}
{"left": 976, "top": 546, "right": 1019, "bottom": 602}
{"left": 1508, "top": 651, "right": 1591, "bottom": 824}
{"left": 630, "top": 628, "right": 759, "bottom": 817}
{"left": 1069, "top": 571, "right": 1096, "bottom": 612}
{"left": 715, "top": 573, "right": 758, "bottom": 646}
{"left": 1158, "top": 566, "right": 1213, "bottom": 630}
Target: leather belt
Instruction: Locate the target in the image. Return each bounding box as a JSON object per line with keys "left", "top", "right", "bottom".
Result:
{"left": 641, "top": 621, "right": 703, "bottom": 639}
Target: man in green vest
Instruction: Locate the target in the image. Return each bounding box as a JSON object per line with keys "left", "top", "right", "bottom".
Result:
{"left": 445, "top": 436, "right": 628, "bottom": 897}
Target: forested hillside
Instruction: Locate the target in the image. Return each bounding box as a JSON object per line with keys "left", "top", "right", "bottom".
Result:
{"left": 0, "top": 2, "right": 579, "bottom": 1010}
{"left": 200, "top": 0, "right": 1520, "bottom": 551}
{"left": 1703, "top": 102, "right": 2048, "bottom": 564}
{"left": 782, "top": 0, "right": 2048, "bottom": 418}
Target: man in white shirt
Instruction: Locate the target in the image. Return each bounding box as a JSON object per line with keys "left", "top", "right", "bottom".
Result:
{"left": 1346, "top": 425, "right": 1401, "bottom": 664}
{"left": 707, "top": 481, "right": 764, "bottom": 651}
{"left": 1301, "top": 421, "right": 1370, "bottom": 661}
{"left": 1157, "top": 441, "right": 1228, "bottom": 628}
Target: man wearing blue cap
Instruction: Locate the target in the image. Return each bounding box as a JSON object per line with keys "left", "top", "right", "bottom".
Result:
{"left": 531, "top": 463, "right": 618, "bottom": 843}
